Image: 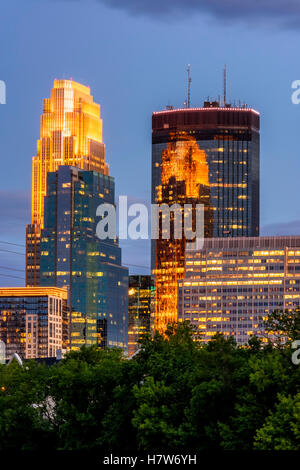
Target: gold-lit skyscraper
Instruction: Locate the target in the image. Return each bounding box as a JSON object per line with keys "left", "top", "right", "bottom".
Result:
{"left": 26, "top": 79, "right": 108, "bottom": 285}
{"left": 32, "top": 79, "right": 108, "bottom": 226}
{"left": 152, "top": 104, "right": 260, "bottom": 334}
{"left": 153, "top": 133, "right": 213, "bottom": 333}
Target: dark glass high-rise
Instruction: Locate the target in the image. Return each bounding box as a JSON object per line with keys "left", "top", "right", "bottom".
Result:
{"left": 152, "top": 102, "right": 260, "bottom": 332}
{"left": 40, "top": 166, "right": 128, "bottom": 351}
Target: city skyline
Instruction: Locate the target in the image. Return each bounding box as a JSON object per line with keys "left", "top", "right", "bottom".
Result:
{"left": 1, "top": 1, "right": 300, "bottom": 287}
{"left": 1, "top": 1, "right": 300, "bottom": 455}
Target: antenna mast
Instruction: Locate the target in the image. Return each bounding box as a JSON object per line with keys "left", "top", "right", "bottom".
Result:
{"left": 223, "top": 64, "right": 227, "bottom": 106}
{"left": 187, "top": 64, "right": 191, "bottom": 108}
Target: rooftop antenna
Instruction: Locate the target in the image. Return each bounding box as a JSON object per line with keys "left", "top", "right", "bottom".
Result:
{"left": 223, "top": 64, "right": 227, "bottom": 106}
{"left": 187, "top": 64, "right": 192, "bottom": 108}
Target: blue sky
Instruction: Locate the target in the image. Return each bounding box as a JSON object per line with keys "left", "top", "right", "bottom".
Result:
{"left": 1, "top": 0, "right": 300, "bottom": 285}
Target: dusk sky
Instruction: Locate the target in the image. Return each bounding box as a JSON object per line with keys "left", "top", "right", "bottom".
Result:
{"left": 1, "top": 0, "right": 300, "bottom": 285}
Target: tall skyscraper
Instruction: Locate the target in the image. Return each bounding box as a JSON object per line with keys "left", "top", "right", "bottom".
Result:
{"left": 178, "top": 236, "right": 300, "bottom": 345}
{"left": 25, "top": 79, "right": 128, "bottom": 351}
{"left": 26, "top": 79, "right": 108, "bottom": 286}
{"left": 128, "top": 275, "right": 155, "bottom": 357}
{"left": 152, "top": 102, "right": 260, "bottom": 332}
{"left": 40, "top": 166, "right": 128, "bottom": 350}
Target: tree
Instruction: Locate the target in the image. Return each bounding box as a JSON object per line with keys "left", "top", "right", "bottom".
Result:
{"left": 263, "top": 308, "right": 300, "bottom": 345}
{"left": 0, "top": 319, "right": 300, "bottom": 451}
{"left": 254, "top": 393, "right": 300, "bottom": 450}
{"left": 0, "top": 360, "right": 55, "bottom": 450}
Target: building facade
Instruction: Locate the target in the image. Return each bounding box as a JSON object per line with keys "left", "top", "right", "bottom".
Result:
{"left": 40, "top": 166, "right": 128, "bottom": 350}
{"left": 178, "top": 236, "right": 300, "bottom": 344}
{"left": 152, "top": 103, "right": 260, "bottom": 333}
{"left": 0, "top": 287, "right": 69, "bottom": 360}
{"left": 128, "top": 275, "right": 155, "bottom": 357}
{"left": 26, "top": 79, "right": 108, "bottom": 286}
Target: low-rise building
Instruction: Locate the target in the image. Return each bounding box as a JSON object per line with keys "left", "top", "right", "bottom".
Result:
{"left": 0, "top": 287, "right": 69, "bottom": 360}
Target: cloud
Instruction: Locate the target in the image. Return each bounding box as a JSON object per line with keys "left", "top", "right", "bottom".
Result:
{"left": 0, "top": 190, "right": 30, "bottom": 238}
{"left": 96, "top": 0, "right": 300, "bottom": 26}
{"left": 261, "top": 220, "right": 300, "bottom": 236}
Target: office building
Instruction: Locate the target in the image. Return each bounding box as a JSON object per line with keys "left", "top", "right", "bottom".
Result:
{"left": 152, "top": 103, "right": 260, "bottom": 332}
{"left": 0, "top": 287, "right": 69, "bottom": 360}
{"left": 26, "top": 79, "right": 108, "bottom": 286}
{"left": 128, "top": 275, "right": 155, "bottom": 356}
{"left": 40, "top": 166, "right": 128, "bottom": 350}
{"left": 178, "top": 236, "right": 300, "bottom": 344}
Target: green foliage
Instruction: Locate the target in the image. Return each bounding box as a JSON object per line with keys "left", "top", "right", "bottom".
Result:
{"left": 263, "top": 308, "right": 300, "bottom": 344}
{"left": 254, "top": 394, "right": 300, "bottom": 450}
{"left": 0, "top": 316, "right": 300, "bottom": 451}
{"left": 0, "top": 360, "right": 55, "bottom": 450}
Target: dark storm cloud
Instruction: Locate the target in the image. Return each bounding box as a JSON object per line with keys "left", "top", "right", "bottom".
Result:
{"left": 97, "top": 0, "right": 300, "bottom": 26}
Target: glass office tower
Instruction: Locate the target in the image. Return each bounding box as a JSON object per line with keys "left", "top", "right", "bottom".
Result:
{"left": 152, "top": 103, "right": 260, "bottom": 333}
{"left": 40, "top": 166, "right": 128, "bottom": 350}
{"left": 26, "top": 79, "right": 108, "bottom": 286}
